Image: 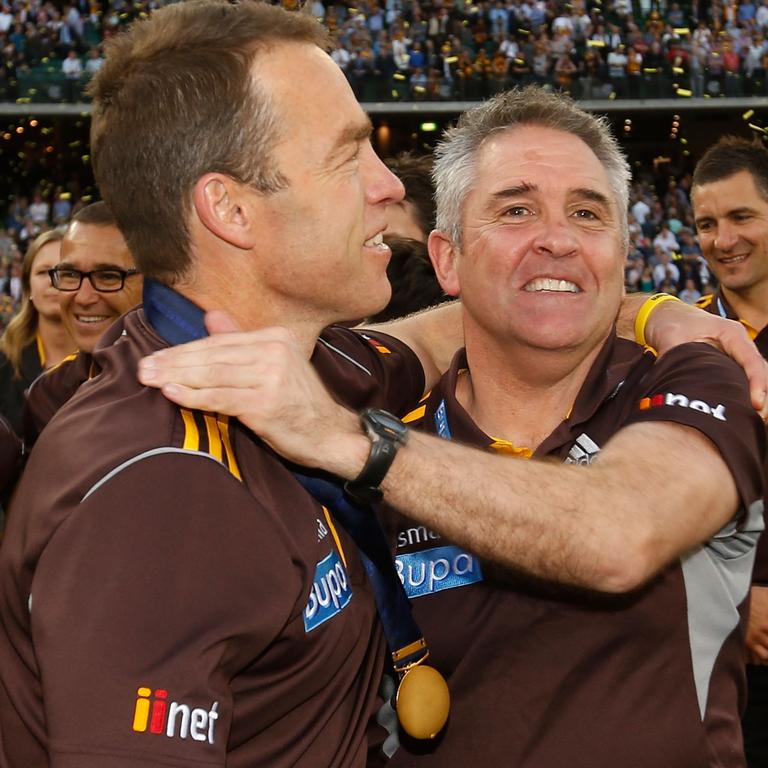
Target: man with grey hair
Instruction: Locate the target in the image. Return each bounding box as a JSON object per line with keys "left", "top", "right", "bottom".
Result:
{"left": 141, "top": 87, "right": 765, "bottom": 767}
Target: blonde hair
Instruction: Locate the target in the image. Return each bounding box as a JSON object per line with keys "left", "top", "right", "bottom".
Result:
{"left": 1, "top": 227, "right": 66, "bottom": 376}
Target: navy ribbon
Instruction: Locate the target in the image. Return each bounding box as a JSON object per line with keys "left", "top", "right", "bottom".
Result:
{"left": 142, "top": 278, "right": 429, "bottom": 672}
{"left": 293, "top": 472, "right": 428, "bottom": 671}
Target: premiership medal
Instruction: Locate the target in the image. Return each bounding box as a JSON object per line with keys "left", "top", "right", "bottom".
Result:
{"left": 395, "top": 663, "right": 450, "bottom": 740}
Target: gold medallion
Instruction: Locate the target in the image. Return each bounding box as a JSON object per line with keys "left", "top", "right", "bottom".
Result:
{"left": 395, "top": 664, "right": 450, "bottom": 739}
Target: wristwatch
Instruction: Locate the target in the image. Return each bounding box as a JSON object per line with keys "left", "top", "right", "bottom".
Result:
{"left": 344, "top": 408, "right": 409, "bottom": 504}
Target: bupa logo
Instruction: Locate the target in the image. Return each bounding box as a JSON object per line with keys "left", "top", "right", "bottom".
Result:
{"left": 639, "top": 393, "right": 726, "bottom": 421}
{"left": 396, "top": 545, "right": 483, "bottom": 599}
{"left": 131, "top": 687, "right": 219, "bottom": 745}
{"left": 304, "top": 550, "right": 353, "bottom": 632}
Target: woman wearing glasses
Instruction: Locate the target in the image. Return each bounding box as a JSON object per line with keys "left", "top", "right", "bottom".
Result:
{"left": 0, "top": 229, "right": 76, "bottom": 434}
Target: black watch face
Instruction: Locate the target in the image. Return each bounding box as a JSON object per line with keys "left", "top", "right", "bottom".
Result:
{"left": 364, "top": 409, "right": 407, "bottom": 442}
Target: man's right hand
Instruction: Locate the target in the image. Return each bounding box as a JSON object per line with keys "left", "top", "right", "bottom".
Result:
{"left": 137, "top": 311, "right": 370, "bottom": 479}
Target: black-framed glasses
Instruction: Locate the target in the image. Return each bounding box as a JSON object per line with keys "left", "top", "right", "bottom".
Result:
{"left": 48, "top": 266, "right": 140, "bottom": 293}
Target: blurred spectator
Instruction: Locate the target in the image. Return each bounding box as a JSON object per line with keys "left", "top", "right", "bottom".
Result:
{"left": 27, "top": 193, "right": 49, "bottom": 226}
{"left": 631, "top": 192, "right": 651, "bottom": 226}
{"left": 0, "top": 228, "right": 74, "bottom": 433}
{"left": 653, "top": 224, "right": 680, "bottom": 254}
{"left": 52, "top": 192, "right": 72, "bottom": 225}
{"left": 62, "top": 48, "right": 82, "bottom": 102}
{"left": 679, "top": 277, "right": 703, "bottom": 304}
{"left": 84, "top": 46, "right": 104, "bottom": 76}
{"left": 653, "top": 249, "right": 681, "bottom": 287}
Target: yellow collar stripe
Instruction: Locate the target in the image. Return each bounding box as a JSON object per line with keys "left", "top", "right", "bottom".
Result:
{"left": 217, "top": 414, "right": 242, "bottom": 481}
{"left": 181, "top": 408, "right": 199, "bottom": 451}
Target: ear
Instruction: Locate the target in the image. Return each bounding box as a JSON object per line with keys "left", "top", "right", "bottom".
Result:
{"left": 192, "top": 173, "right": 257, "bottom": 250}
{"left": 428, "top": 229, "right": 461, "bottom": 297}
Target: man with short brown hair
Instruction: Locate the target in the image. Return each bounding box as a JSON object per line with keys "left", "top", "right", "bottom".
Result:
{"left": 23, "top": 201, "right": 142, "bottom": 447}
{"left": 692, "top": 135, "right": 768, "bottom": 767}
{"left": 0, "top": 3, "right": 412, "bottom": 766}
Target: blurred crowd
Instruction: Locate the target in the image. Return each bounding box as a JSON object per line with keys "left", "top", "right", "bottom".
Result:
{"left": 1, "top": 0, "right": 768, "bottom": 102}
{"left": 323, "top": 0, "right": 768, "bottom": 101}
{"left": 624, "top": 174, "right": 713, "bottom": 301}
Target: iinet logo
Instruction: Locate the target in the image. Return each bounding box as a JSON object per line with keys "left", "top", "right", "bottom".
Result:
{"left": 132, "top": 687, "right": 219, "bottom": 745}
{"left": 639, "top": 393, "right": 726, "bottom": 421}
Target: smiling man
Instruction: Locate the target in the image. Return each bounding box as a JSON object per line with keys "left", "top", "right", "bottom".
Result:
{"left": 21, "top": 201, "right": 143, "bottom": 449}
{"left": 141, "top": 89, "right": 767, "bottom": 767}
{"left": 54, "top": 202, "right": 142, "bottom": 353}
{"left": 0, "top": 4, "right": 415, "bottom": 767}
{"left": 692, "top": 137, "right": 768, "bottom": 768}
{"left": 374, "top": 89, "right": 765, "bottom": 767}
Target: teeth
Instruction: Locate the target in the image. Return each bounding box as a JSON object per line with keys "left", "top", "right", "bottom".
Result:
{"left": 364, "top": 232, "right": 384, "bottom": 247}
{"left": 76, "top": 315, "right": 110, "bottom": 323}
{"left": 524, "top": 278, "right": 580, "bottom": 293}
{"left": 720, "top": 255, "right": 746, "bottom": 264}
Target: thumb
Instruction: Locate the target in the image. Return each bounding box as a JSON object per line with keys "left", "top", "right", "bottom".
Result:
{"left": 205, "top": 310, "right": 242, "bottom": 335}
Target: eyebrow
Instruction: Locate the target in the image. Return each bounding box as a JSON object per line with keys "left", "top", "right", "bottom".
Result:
{"left": 492, "top": 182, "right": 539, "bottom": 201}
{"left": 491, "top": 183, "right": 612, "bottom": 208}
{"left": 568, "top": 187, "right": 612, "bottom": 208}
{"left": 695, "top": 206, "right": 755, "bottom": 226}
{"left": 324, "top": 118, "right": 373, "bottom": 165}
{"left": 57, "top": 262, "right": 131, "bottom": 271}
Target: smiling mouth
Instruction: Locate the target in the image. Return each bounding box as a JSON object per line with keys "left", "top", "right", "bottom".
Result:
{"left": 364, "top": 232, "right": 387, "bottom": 248}
{"left": 523, "top": 277, "right": 581, "bottom": 293}
{"left": 74, "top": 315, "right": 111, "bottom": 324}
{"left": 718, "top": 254, "right": 748, "bottom": 266}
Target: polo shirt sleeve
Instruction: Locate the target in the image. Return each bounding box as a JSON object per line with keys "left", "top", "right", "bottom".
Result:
{"left": 23, "top": 353, "right": 93, "bottom": 450}
{"left": 314, "top": 326, "right": 425, "bottom": 417}
{"left": 625, "top": 342, "right": 765, "bottom": 516}
{"left": 30, "top": 450, "right": 302, "bottom": 768}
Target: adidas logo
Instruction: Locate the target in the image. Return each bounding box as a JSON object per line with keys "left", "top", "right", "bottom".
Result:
{"left": 565, "top": 433, "right": 601, "bottom": 465}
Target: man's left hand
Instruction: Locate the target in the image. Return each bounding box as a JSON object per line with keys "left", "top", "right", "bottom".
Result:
{"left": 747, "top": 585, "right": 768, "bottom": 665}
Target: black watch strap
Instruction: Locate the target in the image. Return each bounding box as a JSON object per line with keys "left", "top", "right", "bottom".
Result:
{"left": 344, "top": 408, "right": 408, "bottom": 504}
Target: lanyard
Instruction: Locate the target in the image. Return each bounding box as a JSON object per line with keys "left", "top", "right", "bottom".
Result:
{"left": 717, "top": 297, "right": 728, "bottom": 320}
{"left": 434, "top": 399, "right": 452, "bottom": 440}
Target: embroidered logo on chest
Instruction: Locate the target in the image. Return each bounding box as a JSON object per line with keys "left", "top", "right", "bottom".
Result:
{"left": 565, "top": 433, "right": 601, "bottom": 464}
{"left": 396, "top": 545, "right": 483, "bottom": 598}
{"left": 304, "top": 550, "right": 354, "bottom": 632}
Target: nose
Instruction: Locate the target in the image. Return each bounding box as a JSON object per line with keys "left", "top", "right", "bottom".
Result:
{"left": 713, "top": 222, "right": 738, "bottom": 252}
{"left": 72, "top": 278, "right": 101, "bottom": 306}
{"left": 362, "top": 143, "right": 405, "bottom": 207}
{"left": 532, "top": 217, "right": 579, "bottom": 259}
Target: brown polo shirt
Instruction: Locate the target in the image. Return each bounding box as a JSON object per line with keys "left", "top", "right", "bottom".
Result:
{"left": 698, "top": 290, "right": 768, "bottom": 584}
{"left": 384, "top": 334, "right": 765, "bottom": 768}
{"left": 23, "top": 350, "right": 96, "bottom": 451}
{"left": 0, "top": 306, "right": 423, "bottom": 768}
